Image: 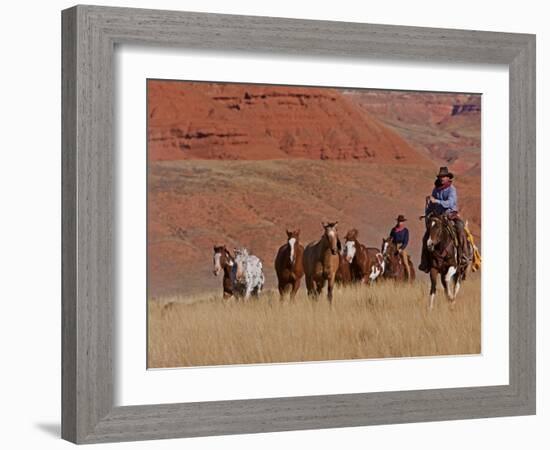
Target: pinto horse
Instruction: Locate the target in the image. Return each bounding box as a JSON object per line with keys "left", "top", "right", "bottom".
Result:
{"left": 303, "top": 222, "right": 340, "bottom": 303}
{"left": 343, "top": 229, "right": 385, "bottom": 284}
{"left": 381, "top": 238, "right": 416, "bottom": 282}
{"left": 274, "top": 229, "right": 304, "bottom": 300}
{"left": 232, "top": 247, "right": 265, "bottom": 300}
{"left": 424, "top": 214, "right": 470, "bottom": 308}
{"left": 212, "top": 245, "right": 234, "bottom": 299}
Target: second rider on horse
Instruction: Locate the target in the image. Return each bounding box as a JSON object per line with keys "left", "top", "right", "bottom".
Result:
{"left": 419, "top": 166, "right": 469, "bottom": 273}
{"left": 389, "top": 214, "right": 412, "bottom": 280}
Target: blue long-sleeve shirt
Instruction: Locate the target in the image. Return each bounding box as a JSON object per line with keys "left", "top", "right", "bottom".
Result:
{"left": 390, "top": 227, "right": 409, "bottom": 250}
{"left": 426, "top": 184, "right": 458, "bottom": 215}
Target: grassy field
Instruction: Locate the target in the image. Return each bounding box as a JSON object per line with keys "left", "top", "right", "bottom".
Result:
{"left": 147, "top": 275, "right": 481, "bottom": 368}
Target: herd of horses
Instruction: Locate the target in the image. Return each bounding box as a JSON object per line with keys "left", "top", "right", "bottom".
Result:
{"left": 213, "top": 217, "right": 475, "bottom": 309}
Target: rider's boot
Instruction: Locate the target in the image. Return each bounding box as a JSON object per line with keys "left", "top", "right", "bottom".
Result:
{"left": 457, "top": 234, "right": 469, "bottom": 266}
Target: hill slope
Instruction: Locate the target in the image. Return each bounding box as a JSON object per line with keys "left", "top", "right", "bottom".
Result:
{"left": 148, "top": 81, "right": 436, "bottom": 166}
{"left": 148, "top": 160, "right": 480, "bottom": 297}
{"left": 345, "top": 91, "right": 481, "bottom": 175}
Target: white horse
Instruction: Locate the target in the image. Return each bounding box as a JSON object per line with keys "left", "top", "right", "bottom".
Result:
{"left": 231, "top": 248, "right": 265, "bottom": 299}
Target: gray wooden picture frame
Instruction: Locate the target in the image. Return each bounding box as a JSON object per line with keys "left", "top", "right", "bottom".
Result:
{"left": 61, "top": 5, "right": 536, "bottom": 444}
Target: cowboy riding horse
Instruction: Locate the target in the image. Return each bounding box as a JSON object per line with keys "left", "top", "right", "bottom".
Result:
{"left": 419, "top": 166, "right": 472, "bottom": 277}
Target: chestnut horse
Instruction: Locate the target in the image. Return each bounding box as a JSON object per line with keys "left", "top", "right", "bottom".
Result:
{"left": 342, "top": 229, "right": 385, "bottom": 284}
{"left": 274, "top": 229, "right": 304, "bottom": 300}
{"left": 212, "top": 245, "right": 234, "bottom": 299}
{"left": 381, "top": 237, "right": 416, "bottom": 282}
{"left": 303, "top": 222, "right": 341, "bottom": 302}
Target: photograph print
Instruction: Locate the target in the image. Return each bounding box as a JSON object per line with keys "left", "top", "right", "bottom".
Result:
{"left": 147, "top": 79, "right": 482, "bottom": 368}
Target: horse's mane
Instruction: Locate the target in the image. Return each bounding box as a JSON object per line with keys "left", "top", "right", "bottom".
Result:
{"left": 234, "top": 247, "right": 250, "bottom": 260}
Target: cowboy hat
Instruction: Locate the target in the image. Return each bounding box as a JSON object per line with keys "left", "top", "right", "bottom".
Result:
{"left": 436, "top": 166, "right": 454, "bottom": 179}
{"left": 395, "top": 214, "right": 407, "bottom": 222}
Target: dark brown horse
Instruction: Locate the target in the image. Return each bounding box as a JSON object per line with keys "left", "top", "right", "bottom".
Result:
{"left": 343, "top": 229, "right": 385, "bottom": 284}
{"left": 335, "top": 253, "right": 353, "bottom": 285}
{"left": 274, "top": 229, "right": 304, "bottom": 301}
{"left": 303, "top": 222, "right": 340, "bottom": 302}
{"left": 424, "top": 214, "right": 471, "bottom": 308}
{"left": 381, "top": 237, "right": 416, "bottom": 282}
{"left": 212, "top": 245, "right": 234, "bottom": 299}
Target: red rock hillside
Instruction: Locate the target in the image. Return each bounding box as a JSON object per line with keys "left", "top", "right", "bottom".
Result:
{"left": 148, "top": 81, "right": 434, "bottom": 165}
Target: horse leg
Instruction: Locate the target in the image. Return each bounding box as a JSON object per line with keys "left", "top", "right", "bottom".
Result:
{"left": 409, "top": 262, "right": 416, "bottom": 282}
{"left": 222, "top": 278, "right": 233, "bottom": 300}
{"left": 444, "top": 266, "right": 457, "bottom": 304}
{"left": 310, "top": 279, "right": 321, "bottom": 301}
{"left": 316, "top": 278, "right": 325, "bottom": 297}
{"left": 429, "top": 268, "right": 437, "bottom": 310}
{"left": 290, "top": 279, "right": 300, "bottom": 301}
{"left": 453, "top": 274, "right": 461, "bottom": 299}
{"left": 314, "top": 270, "right": 324, "bottom": 296}
{"left": 278, "top": 282, "right": 286, "bottom": 302}
{"left": 253, "top": 284, "right": 261, "bottom": 299}
{"left": 327, "top": 276, "right": 335, "bottom": 304}
{"left": 223, "top": 275, "right": 233, "bottom": 300}
{"left": 305, "top": 275, "right": 315, "bottom": 298}
{"left": 440, "top": 272, "right": 448, "bottom": 299}
{"left": 244, "top": 284, "right": 253, "bottom": 301}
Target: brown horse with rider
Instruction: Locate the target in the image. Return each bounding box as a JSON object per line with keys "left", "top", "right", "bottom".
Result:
{"left": 419, "top": 167, "right": 474, "bottom": 307}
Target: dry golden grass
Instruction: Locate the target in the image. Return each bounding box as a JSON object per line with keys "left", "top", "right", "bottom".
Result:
{"left": 148, "top": 275, "right": 481, "bottom": 368}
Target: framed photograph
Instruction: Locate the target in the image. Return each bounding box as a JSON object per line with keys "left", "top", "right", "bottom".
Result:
{"left": 62, "top": 5, "right": 536, "bottom": 444}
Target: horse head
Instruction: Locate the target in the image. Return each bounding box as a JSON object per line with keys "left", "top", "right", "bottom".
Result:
{"left": 286, "top": 229, "right": 300, "bottom": 264}
{"left": 343, "top": 229, "right": 359, "bottom": 263}
{"left": 381, "top": 237, "right": 396, "bottom": 257}
{"left": 322, "top": 221, "right": 339, "bottom": 255}
{"left": 213, "top": 245, "right": 233, "bottom": 276}
{"left": 426, "top": 215, "right": 446, "bottom": 251}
